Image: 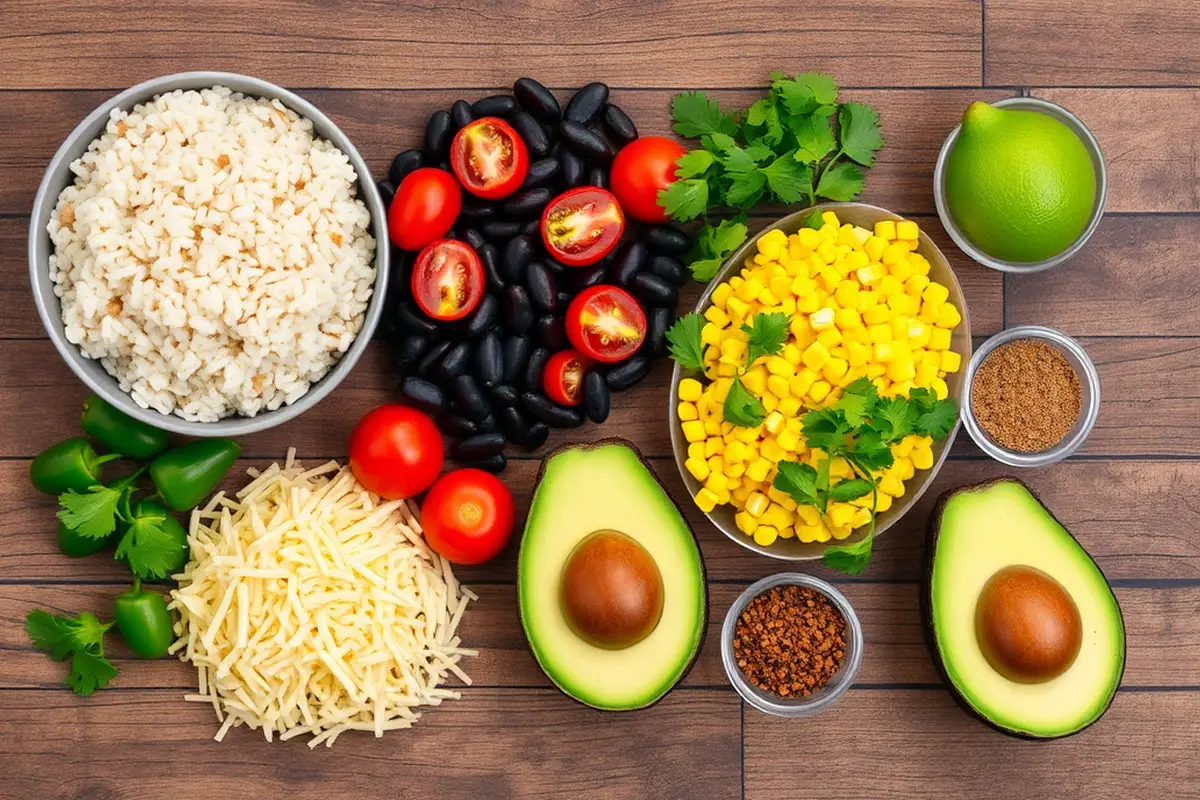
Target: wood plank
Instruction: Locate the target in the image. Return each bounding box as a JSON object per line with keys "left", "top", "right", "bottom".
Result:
{"left": 0, "top": 0, "right": 981, "bottom": 91}
{"left": 0, "top": 687, "right": 742, "bottom": 800}
{"left": 986, "top": 0, "right": 1200, "bottom": 87}
{"left": 4, "top": 582, "right": 1195, "bottom": 691}
{"left": 744, "top": 689, "right": 1200, "bottom": 800}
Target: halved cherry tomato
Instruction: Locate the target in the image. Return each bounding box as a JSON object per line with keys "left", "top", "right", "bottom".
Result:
{"left": 565, "top": 285, "right": 647, "bottom": 363}
{"left": 543, "top": 349, "right": 591, "bottom": 407}
{"left": 540, "top": 187, "right": 625, "bottom": 267}
{"left": 450, "top": 117, "right": 529, "bottom": 200}
{"left": 421, "top": 469, "right": 515, "bottom": 565}
{"left": 610, "top": 135, "right": 687, "bottom": 223}
{"left": 388, "top": 167, "right": 462, "bottom": 251}
{"left": 411, "top": 239, "right": 484, "bottom": 321}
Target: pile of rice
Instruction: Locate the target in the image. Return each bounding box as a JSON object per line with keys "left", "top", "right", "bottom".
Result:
{"left": 47, "top": 85, "right": 376, "bottom": 422}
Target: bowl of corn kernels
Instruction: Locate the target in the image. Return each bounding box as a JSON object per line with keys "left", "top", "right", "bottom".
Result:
{"left": 668, "top": 203, "right": 972, "bottom": 561}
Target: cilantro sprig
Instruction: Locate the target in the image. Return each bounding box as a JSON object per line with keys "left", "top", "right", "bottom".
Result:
{"left": 25, "top": 609, "right": 117, "bottom": 696}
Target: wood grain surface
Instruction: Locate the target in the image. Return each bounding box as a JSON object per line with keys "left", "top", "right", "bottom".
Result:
{"left": 1, "top": 1, "right": 1197, "bottom": 799}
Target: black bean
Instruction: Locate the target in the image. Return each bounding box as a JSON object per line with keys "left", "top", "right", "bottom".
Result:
{"left": 502, "top": 235, "right": 535, "bottom": 283}
{"left": 394, "top": 334, "right": 429, "bottom": 370}
{"left": 503, "top": 286, "right": 534, "bottom": 332}
{"left": 611, "top": 240, "right": 646, "bottom": 286}
{"left": 452, "top": 374, "right": 491, "bottom": 422}
{"left": 584, "top": 370, "right": 611, "bottom": 423}
{"left": 445, "top": 227, "right": 460, "bottom": 242}
{"left": 463, "top": 293, "right": 499, "bottom": 338}
{"left": 475, "top": 331, "right": 504, "bottom": 387}
{"left": 376, "top": 179, "right": 396, "bottom": 208}
{"left": 633, "top": 272, "right": 677, "bottom": 308}
{"left": 525, "top": 261, "right": 559, "bottom": 312}
{"left": 542, "top": 257, "right": 566, "bottom": 274}
{"left": 479, "top": 244, "right": 505, "bottom": 293}
{"left": 559, "top": 150, "right": 584, "bottom": 188}
{"left": 477, "top": 414, "right": 500, "bottom": 434}
{"left": 502, "top": 334, "right": 532, "bottom": 383}
{"left": 555, "top": 289, "right": 572, "bottom": 308}
{"left": 601, "top": 103, "right": 638, "bottom": 145}
{"left": 571, "top": 263, "right": 608, "bottom": 292}
{"left": 498, "top": 405, "right": 530, "bottom": 444}
{"left": 521, "top": 218, "right": 541, "bottom": 237}
{"left": 452, "top": 433, "right": 507, "bottom": 462}
{"left": 482, "top": 220, "right": 523, "bottom": 240}
{"left": 388, "top": 149, "right": 424, "bottom": 186}
{"left": 643, "top": 224, "right": 691, "bottom": 255}
{"left": 395, "top": 300, "right": 439, "bottom": 336}
{"left": 564, "top": 82, "right": 609, "bottom": 126}
{"left": 522, "top": 157, "right": 560, "bottom": 189}
{"left": 460, "top": 201, "right": 499, "bottom": 220}
{"left": 458, "top": 452, "right": 508, "bottom": 473}
{"left": 587, "top": 165, "right": 609, "bottom": 190}
{"left": 605, "top": 355, "right": 651, "bottom": 391}
{"left": 491, "top": 384, "right": 519, "bottom": 407}
{"left": 440, "top": 413, "right": 480, "bottom": 439}
{"left": 465, "top": 228, "right": 486, "bottom": 250}
{"left": 510, "top": 111, "right": 551, "bottom": 157}
{"left": 523, "top": 422, "right": 550, "bottom": 451}
{"left": 650, "top": 255, "right": 686, "bottom": 286}
{"left": 471, "top": 94, "right": 517, "bottom": 117}
{"left": 523, "top": 347, "right": 550, "bottom": 391}
{"left": 438, "top": 341, "right": 472, "bottom": 382}
{"left": 417, "top": 339, "right": 452, "bottom": 378}
{"left": 645, "top": 306, "right": 671, "bottom": 358}
{"left": 423, "top": 110, "right": 453, "bottom": 162}
{"left": 503, "top": 187, "right": 553, "bottom": 218}
{"left": 522, "top": 392, "right": 585, "bottom": 429}
{"left": 399, "top": 377, "right": 447, "bottom": 414}
{"left": 560, "top": 121, "right": 613, "bottom": 162}
{"left": 535, "top": 316, "right": 567, "bottom": 351}
{"left": 450, "top": 99, "right": 474, "bottom": 131}
{"left": 513, "top": 77, "right": 561, "bottom": 124}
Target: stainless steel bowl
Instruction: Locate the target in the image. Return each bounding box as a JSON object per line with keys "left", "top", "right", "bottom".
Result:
{"left": 28, "top": 72, "right": 389, "bottom": 437}
{"left": 668, "top": 202, "right": 972, "bottom": 561}
{"left": 933, "top": 96, "right": 1107, "bottom": 274}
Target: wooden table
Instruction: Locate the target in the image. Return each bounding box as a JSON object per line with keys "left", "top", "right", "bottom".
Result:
{"left": 2, "top": 2, "right": 1198, "bottom": 798}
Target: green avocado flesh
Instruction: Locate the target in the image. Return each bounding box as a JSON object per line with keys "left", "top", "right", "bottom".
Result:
{"left": 927, "top": 479, "right": 1125, "bottom": 738}
{"left": 519, "top": 442, "right": 706, "bottom": 711}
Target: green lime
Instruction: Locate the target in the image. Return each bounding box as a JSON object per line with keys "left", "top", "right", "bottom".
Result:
{"left": 945, "top": 102, "right": 1096, "bottom": 263}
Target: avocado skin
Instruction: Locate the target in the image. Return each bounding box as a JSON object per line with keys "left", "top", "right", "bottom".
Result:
{"left": 518, "top": 437, "right": 709, "bottom": 711}
{"left": 920, "top": 477, "right": 1126, "bottom": 740}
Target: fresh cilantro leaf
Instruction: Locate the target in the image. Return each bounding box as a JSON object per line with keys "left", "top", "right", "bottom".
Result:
{"left": 717, "top": 143, "right": 759, "bottom": 177}
{"left": 843, "top": 376, "right": 878, "bottom": 400}
{"left": 57, "top": 485, "right": 123, "bottom": 540}
{"left": 675, "top": 149, "right": 714, "bottom": 179}
{"left": 838, "top": 391, "right": 874, "bottom": 429}
{"left": 741, "top": 312, "right": 790, "bottom": 366}
{"left": 873, "top": 395, "right": 919, "bottom": 442}
{"left": 828, "top": 477, "right": 875, "bottom": 503}
{"left": 838, "top": 101, "right": 885, "bottom": 167}
{"left": 665, "top": 313, "right": 706, "bottom": 370}
{"left": 773, "top": 72, "right": 839, "bottom": 116}
{"left": 685, "top": 218, "right": 748, "bottom": 282}
{"left": 658, "top": 178, "right": 709, "bottom": 221}
{"left": 773, "top": 460, "right": 821, "bottom": 508}
{"left": 689, "top": 258, "right": 723, "bottom": 282}
{"left": 823, "top": 534, "right": 874, "bottom": 575}
{"left": 25, "top": 609, "right": 76, "bottom": 660}
{"left": 703, "top": 131, "right": 738, "bottom": 153}
{"left": 801, "top": 209, "right": 825, "bottom": 230}
{"left": 744, "top": 98, "right": 784, "bottom": 146}
{"left": 801, "top": 408, "right": 850, "bottom": 455}
{"left": 745, "top": 143, "right": 776, "bottom": 163}
{"left": 907, "top": 387, "right": 938, "bottom": 410}
{"left": 26, "top": 609, "right": 116, "bottom": 697}
{"left": 815, "top": 161, "right": 865, "bottom": 202}
{"left": 68, "top": 648, "right": 117, "bottom": 696}
{"left": 815, "top": 454, "right": 832, "bottom": 512}
{"left": 762, "top": 153, "right": 812, "bottom": 204}
{"left": 849, "top": 428, "right": 894, "bottom": 471}
{"left": 725, "top": 169, "right": 767, "bottom": 208}
{"left": 671, "top": 91, "right": 738, "bottom": 138}
{"left": 723, "top": 378, "right": 767, "bottom": 427}
{"left": 791, "top": 114, "right": 837, "bottom": 163}
{"left": 711, "top": 217, "right": 749, "bottom": 255}
{"left": 115, "top": 514, "right": 184, "bottom": 580}
{"left": 914, "top": 399, "right": 959, "bottom": 441}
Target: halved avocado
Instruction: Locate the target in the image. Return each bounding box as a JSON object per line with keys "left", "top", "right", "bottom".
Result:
{"left": 518, "top": 439, "right": 707, "bottom": 711}
{"left": 923, "top": 478, "right": 1125, "bottom": 739}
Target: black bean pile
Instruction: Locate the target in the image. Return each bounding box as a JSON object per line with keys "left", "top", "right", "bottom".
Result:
{"left": 377, "top": 78, "right": 691, "bottom": 474}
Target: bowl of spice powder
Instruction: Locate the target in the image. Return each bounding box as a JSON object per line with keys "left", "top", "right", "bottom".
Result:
{"left": 962, "top": 325, "right": 1101, "bottom": 467}
{"left": 722, "top": 574, "right": 863, "bottom": 717}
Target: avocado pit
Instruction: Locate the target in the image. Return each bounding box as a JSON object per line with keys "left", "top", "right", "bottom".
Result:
{"left": 560, "top": 529, "right": 664, "bottom": 649}
{"left": 975, "top": 564, "right": 1082, "bottom": 683}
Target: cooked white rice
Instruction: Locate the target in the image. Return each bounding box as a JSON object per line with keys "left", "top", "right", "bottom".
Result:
{"left": 47, "top": 85, "right": 376, "bottom": 422}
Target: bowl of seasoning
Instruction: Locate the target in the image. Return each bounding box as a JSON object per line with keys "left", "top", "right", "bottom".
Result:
{"left": 962, "top": 325, "right": 1100, "bottom": 466}
{"left": 721, "top": 573, "right": 863, "bottom": 717}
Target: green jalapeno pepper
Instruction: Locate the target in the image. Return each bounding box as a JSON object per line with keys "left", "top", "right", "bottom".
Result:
{"left": 30, "top": 437, "right": 120, "bottom": 495}
{"left": 115, "top": 498, "right": 190, "bottom": 580}
{"left": 81, "top": 395, "right": 169, "bottom": 461}
{"left": 112, "top": 580, "right": 174, "bottom": 659}
{"left": 148, "top": 438, "right": 240, "bottom": 511}
{"left": 57, "top": 520, "right": 119, "bottom": 558}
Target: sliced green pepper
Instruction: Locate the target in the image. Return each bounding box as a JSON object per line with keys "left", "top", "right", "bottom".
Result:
{"left": 112, "top": 580, "right": 174, "bottom": 659}
{"left": 81, "top": 395, "right": 169, "bottom": 461}
{"left": 57, "top": 520, "right": 120, "bottom": 558}
{"left": 149, "top": 438, "right": 240, "bottom": 511}
{"left": 30, "top": 437, "right": 120, "bottom": 495}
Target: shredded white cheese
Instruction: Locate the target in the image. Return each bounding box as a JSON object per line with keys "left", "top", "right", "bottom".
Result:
{"left": 169, "top": 449, "right": 476, "bottom": 748}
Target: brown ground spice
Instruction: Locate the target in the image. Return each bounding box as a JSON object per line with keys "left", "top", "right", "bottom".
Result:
{"left": 971, "top": 339, "right": 1082, "bottom": 452}
{"left": 733, "top": 585, "right": 846, "bottom": 698}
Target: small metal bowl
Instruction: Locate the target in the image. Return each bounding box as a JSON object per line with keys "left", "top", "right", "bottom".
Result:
{"left": 961, "top": 326, "right": 1101, "bottom": 467}
{"left": 668, "top": 202, "right": 972, "bottom": 561}
{"left": 28, "top": 72, "right": 389, "bottom": 437}
{"left": 721, "top": 573, "right": 863, "bottom": 717}
{"left": 933, "top": 96, "right": 1107, "bottom": 274}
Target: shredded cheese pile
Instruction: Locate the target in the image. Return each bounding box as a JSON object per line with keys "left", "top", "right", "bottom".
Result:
{"left": 168, "top": 450, "right": 476, "bottom": 748}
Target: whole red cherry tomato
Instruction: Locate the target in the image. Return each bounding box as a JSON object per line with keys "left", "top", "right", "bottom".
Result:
{"left": 420, "top": 469, "right": 515, "bottom": 565}
{"left": 349, "top": 405, "right": 444, "bottom": 500}
{"left": 388, "top": 167, "right": 462, "bottom": 251}
{"left": 609, "top": 136, "right": 688, "bottom": 223}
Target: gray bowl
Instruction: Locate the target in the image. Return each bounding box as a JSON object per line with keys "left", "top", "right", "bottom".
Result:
{"left": 28, "top": 72, "right": 389, "bottom": 437}
{"left": 933, "top": 96, "right": 1106, "bottom": 274}
{"left": 668, "top": 202, "right": 972, "bottom": 561}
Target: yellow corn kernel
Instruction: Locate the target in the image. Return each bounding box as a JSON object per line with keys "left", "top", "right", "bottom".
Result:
{"left": 887, "top": 356, "right": 915, "bottom": 383}
{"left": 678, "top": 378, "right": 703, "bottom": 402}
{"left": 877, "top": 275, "right": 902, "bottom": 298}
{"left": 825, "top": 524, "right": 850, "bottom": 541}
{"left": 701, "top": 323, "right": 722, "bottom": 347}
{"left": 711, "top": 282, "right": 732, "bottom": 308}
{"left": 707, "top": 454, "right": 724, "bottom": 476}
{"left": 816, "top": 328, "right": 843, "bottom": 350}
{"left": 767, "top": 486, "right": 799, "bottom": 511}
{"left": 789, "top": 370, "right": 817, "bottom": 398}
{"left": 737, "top": 426, "right": 760, "bottom": 444}
{"left": 763, "top": 393, "right": 780, "bottom": 413}
{"left": 940, "top": 350, "right": 962, "bottom": 373}
{"left": 753, "top": 526, "right": 779, "bottom": 547}
{"left": 890, "top": 255, "right": 915, "bottom": 281}
{"left": 764, "top": 411, "right": 786, "bottom": 435}
{"left": 874, "top": 220, "right": 897, "bottom": 240}
{"left": 821, "top": 357, "right": 848, "bottom": 384}
{"left": 871, "top": 492, "right": 891, "bottom": 512}
{"left": 834, "top": 281, "right": 860, "bottom": 308}
{"left": 882, "top": 241, "right": 909, "bottom": 266}
{"left": 896, "top": 220, "right": 920, "bottom": 241}
{"left": 705, "top": 437, "right": 725, "bottom": 458}
{"left": 776, "top": 429, "right": 801, "bottom": 452}
{"left": 921, "top": 350, "right": 942, "bottom": 369}
{"left": 821, "top": 211, "right": 841, "bottom": 227}
{"left": 878, "top": 474, "right": 906, "bottom": 497}
{"left": 704, "top": 418, "right": 722, "bottom": 436}
{"left": 832, "top": 307, "right": 861, "bottom": 331}
{"left": 931, "top": 377, "right": 949, "bottom": 400}
{"left": 726, "top": 295, "right": 750, "bottom": 322}
{"left": 745, "top": 491, "right": 770, "bottom": 518}
{"left": 808, "top": 379, "right": 832, "bottom": 403}
{"left": 905, "top": 273, "right": 931, "bottom": 297}
{"left": 863, "top": 304, "right": 893, "bottom": 325}
{"left": 735, "top": 277, "right": 762, "bottom": 302}
{"left": 757, "top": 240, "right": 782, "bottom": 263}
{"left": 865, "top": 323, "right": 891, "bottom": 344}
{"left": 815, "top": 240, "right": 836, "bottom": 264}
{"left": 908, "top": 253, "right": 931, "bottom": 275}
{"left": 735, "top": 511, "right": 759, "bottom": 535}
{"left": 746, "top": 458, "right": 771, "bottom": 483}
{"left": 797, "top": 292, "right": 823, "bottom": 315}
{"left": 760, "top": 438, "right": 786, "bottom": 463}
{"left": 725, "top": 440, "right": 748, "bottom": 463}
{"left": 725, "top": 462, "right": 746, "bottom": 478}
{"left": 807, "top": 307, "right": 834, "bottom": 332}
{"left": 893, "top": 457, "right": 915, "bottom": 481}
{"left": 919, "top": 301, "right": 940, "bottom": 324}
{"left": 777, "top": 397, "right": 801, "bottom": 417}
{"left": 936, "top": 303, "right": 962, "bottom": 329}
{"left": 703, "top": 305, "right": 728, "bottom": 328}
{"left": 688, "top": 441, "right": 705, "bottom": 460}
{"left": 678, "top": 402, "right": 700, "bottom": 422}
{"left": 851, "top": 507, "right": 873, "bottom": 529}
{"left": 916, "top": 362, "right": 939, "bottom": 387}
{"left": 827, "top": 502, "right": 856, "bottom": 529}
{"left": 929, "top": 327, "right": 952, "bottom": 351}
{"left": 860, "top": 234, "right": 885, "bottom": 262}
{"left": 845, "top": 341, "right": 871, "bottom": 367}
{"left": 802, "top": 341, "right": 831, "bottom": 371}
{"left": 760, "top": 356, "right": 790, "bottom": 378}
{"left": 786, "top": 506, "right": 815, "bottom": 528}
{"left": 681, "top": 420, "right": 706, "bottom": 443}
{"left": 757, "top": 288, "right": 779, "bottom": 306}
{"left": 731, "top": 485, "right": 751, "bottom": 508}
{"left": 741, "top": 370, "right": 766, "bottom": 398}
{"left": 765, "top": 374, "right": 790, "bottom": 400}
{"left": 715, "top": 362, "right": 737, "bottom": 377}
{"left": 762, "top": 503, "right": 794, "bottom": 530}
{"left": 912, "top": 446, "right": 934, "bottom": 471}
{"left": 856, "top": 264, "right": 882, "bottom": 286}
{"left": 873, "top": 341, "right": 895, "bottom": 363}
{"left": 923, "top": 282, "right": 950, "bottom": 307}
{"left": 826, "top": 457, "right": 852, "bottom": 479}
{"left": 891, "top": 380, "right": 914, "bottom": 397}
{"left": 685, "top": 456, "right": 711, "bottom": 482}
{"left": 704, "top": 472, "right": 729, "bottom": 494}
{"left": 694, "top": 488, "right": 721, "bottom": 513}
{"left": 818, "top": 265, "right": 843, "bottom": 292}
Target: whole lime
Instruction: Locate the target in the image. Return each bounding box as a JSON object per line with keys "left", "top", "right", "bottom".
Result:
{"left": 945, "top": 102, "right": 1096, "bottom": 263}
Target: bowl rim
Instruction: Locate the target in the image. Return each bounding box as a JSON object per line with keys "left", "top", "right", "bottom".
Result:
{"left": 933, "top": 95, "right": 1108, "bottom": 274}
{"left": 28, "top": 71, "right": 389, "bottom": 437}
{"left": 960, "top": 325, "right": 1101, "bottom": 467}
{"left": 667, "top": 201, "right": 969, "bottom": 561}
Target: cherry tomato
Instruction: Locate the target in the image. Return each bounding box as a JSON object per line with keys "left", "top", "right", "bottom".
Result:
{"left": 450, "top": 117, "right": 529, "bottom": 200}
{"left": 542, "top": 349, "right": 591, "bottom": 407}
{"left": 388, "top": 167, "right": 462, "bottom": 251}
{"left": 565, "top": 285, "right": 647, "bottom": 363}
{"left": 421, "top": 469, "right": 515, "bottom": 565}
{"left": 349, "top": 405, "right": 444, "bottom": 500}
{"left": 609, "top": 136, "right": 687, "bottom": 223}
{"left": 411, "top": 239, "right": 485, "bottom": 321}
{"left": 540, "top": 187, "right": 625, "bottom": 267}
